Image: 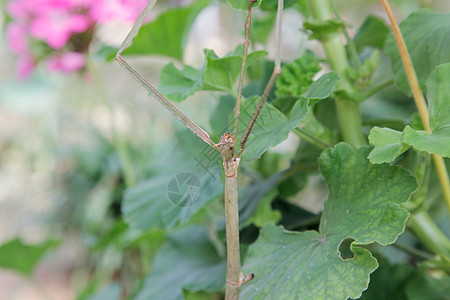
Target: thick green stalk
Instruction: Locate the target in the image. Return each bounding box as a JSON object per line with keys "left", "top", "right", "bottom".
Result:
{"left": 380, "top": 0, "right": 450, "bottom": 217}
{"left": 307, "top": 0, "right": 366, "bottom": 148}
{"left": 407, "top": 211, "right": 450, "bottom": 258}
{"left": 379, "top": 0, "right": 450, "bottom": 257}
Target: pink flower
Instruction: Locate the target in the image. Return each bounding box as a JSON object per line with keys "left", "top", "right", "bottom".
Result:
{"left": 17, "top": 54, "right": 36, "bottom": 79}
{"left": 91, "top": 0, "right": 147, "bottom": 23}
{"left": 30, "top": 10, "right": 91, "bottom": 49}
{"left": 6, "top": 22, "right": 29, "bottom": 54}
{"left": 6, "top": 0, "right": 147, "bottom": 78}
{"left": 46, "top": 51, "right": 85, "bottom": 72}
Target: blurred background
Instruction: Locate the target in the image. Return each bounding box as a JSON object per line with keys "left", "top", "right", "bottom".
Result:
{"left": 0, "top": 0, "right": 449, "bottom": 299}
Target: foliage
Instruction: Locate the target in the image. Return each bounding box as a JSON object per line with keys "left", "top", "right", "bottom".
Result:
{"left": 2, "top": 0, "right": 450, "bottom": 300}
{"left": 0, "top": 239, "right": 58, "bottom": 276}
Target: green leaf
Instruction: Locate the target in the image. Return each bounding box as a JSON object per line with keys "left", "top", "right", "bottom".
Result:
{"left": 86, "top": 284, "right": 121, "bottom": 300}
{"left": 359, "top": 258, "right": 414, "bottom": 300}
{"left": 278, "top": 171, "right": 307, "bottom": 198}
{"left": 303, "top": 71, "right": 340, "bottom": 103}
{"left": 303, "top": 19, "right": 344, "bottom": 41}
{"left": 403, "top": 126, "right": 450, "bottom": 157}
{"left": 239, "top": 96, "right": 309, "bottom": 160}
{"left": 296, "top": 109, "right": 335, "bottom": 147}
{"left": 247, "top": 190, "right": 281, "bottom": 227}
{"left": 158, "top": 63, "right": 203, "bottom": 102}
{"left": 406, "top": 272, "right": 450, "bottom": 300}
{"left": 368, "top": 127, "right": 410, "bottom": 164}
{"left": 122, "top": 141, "right": 223, "bottom": 231}
{"left": 259, "top": 0, "right": 298, "bottom": 11}
{"left": 241, "top": 144, "right": 418, "bottom": 299}
{"left": 346, "top": 50, "right": 381, "bottom": 93}
{"left": 124, "top": 1, "right": 208, "bottom": 60}
{"left": 0, "top": 238, "right": 58, "bottom": 275}
{"left": 226, "top": 0, "right": 262, "bottom": 10}
{"left": 134, "top": 226, "right": 226, "bottom": 300}
{"left": 201, "top": 49, "right": 244, "bottom": 93}
{"left": 275, "top": 53, "right": 321, "bottom": 99}
{"left": 158, "top": 48, "right": 267, "bottom": 101}
{"left": 353, "top": 15, "right": 390, "bottom": 52}
{"left": 249, "top": 14, "right": 276, "bottom": 45}
{"left": 239, "top": 172, "right": 284, "bottom": 224}
{"left": 403, "top": 63, "right": 450, "bottom": 157}
{"left": 385, "top": 10, "right": 450, "bottom": 94}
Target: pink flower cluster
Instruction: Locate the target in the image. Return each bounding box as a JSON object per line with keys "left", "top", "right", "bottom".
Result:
{"left": 6, "top": 0, "right": 148, "bottom": 78}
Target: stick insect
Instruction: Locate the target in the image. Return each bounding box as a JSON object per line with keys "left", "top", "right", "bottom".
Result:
{"left": 116, "top": 0, "right": 284, "bottom": 298}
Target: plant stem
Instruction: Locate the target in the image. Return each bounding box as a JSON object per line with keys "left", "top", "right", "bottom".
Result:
{"left": 380, "top": 0, "right": 450, "bottom": 216}
{"left": 432, "top": 154, "right": 450, "bottom": 214}
{"left": 292, "top": 128, "right": 330, "bottom": 149}
{"left": 362, "top": 78, "right": 395, "bottom": 98}
{"left": 329, "top": 0, "right": 361, "bottom": 69}
{"left": 407, "top": 211, "right": 450, "bottom": 258}
{"left": 307, "top": 0, "right": 366, "bottom": 148}
{"left": 393, "top": 242, "right": 434, "bottom": 261}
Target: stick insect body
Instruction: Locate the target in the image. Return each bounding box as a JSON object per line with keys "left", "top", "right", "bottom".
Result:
{"left": 116, "top": 0, "right": 284, "bottom": 298}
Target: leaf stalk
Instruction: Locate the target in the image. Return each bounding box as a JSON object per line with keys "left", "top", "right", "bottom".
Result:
{"left": 380, "top": 0, "right": 450, "bottom": 216}
{"left": 307, "top": 0, "right": 367, "bottom": 148}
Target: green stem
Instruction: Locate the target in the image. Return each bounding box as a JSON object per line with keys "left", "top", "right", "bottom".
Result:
{"left": 362, "top": 78, "right": 395, "bottom": 98}
{"left": 292, "top": 128, "right": 330, "bottom": 149}
{"left": 86, "top": 57, "right": 137, "bottom": 187}
{"left": 307, "top": 0, "right": 366, "bottom": 148}
{"left": 407, "top": 211, "right": 450, "bottom": 258}
{"left": 392, "top": 242, "right": 434, "bottom": 261}
{"left": 329, "top": 0, "right": 361, "bottom": 69}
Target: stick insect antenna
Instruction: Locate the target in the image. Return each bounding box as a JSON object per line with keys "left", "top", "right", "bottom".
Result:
{"left": 238, "top": 0, "right": 284, "bottom": 157}
{"left": 115, "top": 0, "right": 216, "bottom": 149}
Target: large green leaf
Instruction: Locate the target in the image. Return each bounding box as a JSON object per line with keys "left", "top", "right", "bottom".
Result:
{"left": 303, "top": 71, "right": 340, "bottom": 103}
{"left": 403, "top": 63, "right": 450, "bottom": 157}
{"left": 385, "top": 10, "right": 450, "bottom": 94}
{"left": 134, "top": 226, "right": 226, "bottom": 300}
{"left": 124, "top": 1, "right": 208, "bottom": 60}
{"left": 122, "top": 140, "right": 223, "bottom": 231}
{"left": 369, "top": 63, "right": 450, "bottom": 160}
{"left": 406, "top": 272, "right": 450, "bottom": 300}
{"left": 158, "top": 48, "right": 267, "bottom": 101}
{"left": 238, "top": 96, "right": 309, "bottom": 160}
{"left": 241, "top": 144, "right": 418, "bottom": 299}
{"left": 353, "top": 15, "right": 390, "bottom": 52}
{"left": 0, "top": 238, "right": 58, "bottom": 275}
{"left": 158, "top": 63, "right": 203, "bottom": 102}
{"left": 367, "top": 127, "right": 409, "bottom": 164}
{"left": 86, "top": 284, "right": 121, "bottom": 300}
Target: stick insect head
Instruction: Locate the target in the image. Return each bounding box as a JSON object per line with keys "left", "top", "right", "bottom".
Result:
{"left": 218, "top": 132, "right": 235, "bottom": 162}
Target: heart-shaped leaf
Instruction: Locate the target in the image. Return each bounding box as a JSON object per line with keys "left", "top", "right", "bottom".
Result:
{"left": 241, "top": 144, "right": 418, "bottom": 299}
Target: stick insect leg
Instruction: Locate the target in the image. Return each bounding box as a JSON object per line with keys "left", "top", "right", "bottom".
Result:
{"left": 115, "top": 0, "right": 216, "bottom": 149}
{"left": 233, "top": 0, "right": 258, "bottom": 150}
{"left": 238, "top": 0, "right": 284, "bottom": 157}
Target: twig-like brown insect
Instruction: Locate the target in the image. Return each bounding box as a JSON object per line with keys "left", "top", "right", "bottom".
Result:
{"left": 116, "top": 1, "right": 284, "bottom": 298}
